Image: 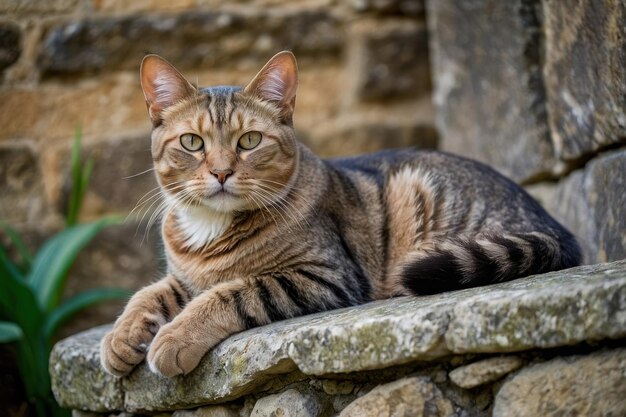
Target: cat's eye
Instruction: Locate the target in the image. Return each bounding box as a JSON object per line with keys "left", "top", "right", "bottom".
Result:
{"left": 238, "top": 131, "right": 262, "bottom": 150}
{"left": 180, "top": 133, "right": 204, "bottom": 152}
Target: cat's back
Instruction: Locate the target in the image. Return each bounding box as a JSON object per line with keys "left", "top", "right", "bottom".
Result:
{"left": 327, "top": 148, "right": 567, "bottom": 237}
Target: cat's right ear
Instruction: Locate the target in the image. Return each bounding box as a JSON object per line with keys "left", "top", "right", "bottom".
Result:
{"left": 140, "top": 55, "right": 196, "bottom": 126}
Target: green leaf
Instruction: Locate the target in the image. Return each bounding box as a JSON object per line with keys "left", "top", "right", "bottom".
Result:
{"left": 0, "top": 321, "right": 23, "bottom": 343}
{"left": 43, "top": 287, "right": 130, "bottom": 340}
{"left": 0, "top": 253, "right": 41, "bottom": 339}
{"left": 29, "top": 216, "right": 121, "bottom": 313}
{"left": 0, "top": 223, "right": 33, "bottom": 272}
{"left": 80, "top": 156, "right": 95, "bottom": 204}
{"left": 0, "top": 244, "right": 25, "bottom": 281}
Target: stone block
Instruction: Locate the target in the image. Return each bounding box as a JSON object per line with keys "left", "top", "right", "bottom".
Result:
{"left": 172, "top": 405, "right": 240, "bottom": 417}
{"left": 349, "top": 0, "right": 424, "bottom": 16}
{"left": 543, "top": 0, "right": 626, "bottom": 161}
{"left": 50, "top": 327, "right": 124, "bottom": 412}
{"left": 250, "top": 388, "right": 330, "bottom": 417}
{"left": 38, "top": 10, "right": 342, "bottom": 75}
{"left": 449, "top": 356, "right": 523, "bottom": 389}
{"left": 493, "top": 349, "right": 626, "bottom": 417}
{"left": 308, "top": 119, "right": 437, "bottom": 158}
{"left": 339, "top": 377, "right": 454, "bottom": 417}
{"left": 445, "top": 261, "right": 626, "bottom": 354}
{"left": 90, "top": 0, "right": 196, "bottom": 13}
{"left": 426, "top": 0, "right": 554, "bottom": 183}
{"left": 349, "top": 21, "right": 430, "bottom": 101}
{"left": 585, "top": 151, "right": 626, "bottom": 262}
{"left": 49, "top": 260, "right": 626, "bottom": 412}
{"left": 526, "top": 149, "right": 626, "bottom": 263}
{"left": 0, "top": 142, "right": 53, "bottom": 226}
{"left": 0, "top": 74, "right": 148, "bottom": 143}
{"left": 0, "top": 0, "right": 78, "bottom": 14}
{"left": 0, "top": 22, "right": 21, "bottom": 71}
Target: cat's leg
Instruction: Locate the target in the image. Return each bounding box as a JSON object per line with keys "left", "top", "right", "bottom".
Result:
{"left": 148, "top": 269, "right": 353, "bottom": 377}
{"left": 101, "top": 275, "right": 192, "bottom": 376}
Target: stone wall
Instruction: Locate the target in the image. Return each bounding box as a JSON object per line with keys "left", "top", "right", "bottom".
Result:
{"left": 52, "top": 261, "right": 626, "bottom": 416}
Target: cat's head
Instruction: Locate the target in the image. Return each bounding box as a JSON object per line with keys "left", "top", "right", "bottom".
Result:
{"left": 140, "top": 51, "right": 299, "bottom": 214}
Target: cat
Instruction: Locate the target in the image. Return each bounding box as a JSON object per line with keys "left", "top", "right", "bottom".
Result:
{"left": 100, "top": 51, "right": 581, "bottom": 378}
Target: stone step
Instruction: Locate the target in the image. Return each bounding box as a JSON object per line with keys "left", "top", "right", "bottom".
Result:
{"left": 50, "top": 260, "right": 626, "bottom": 413}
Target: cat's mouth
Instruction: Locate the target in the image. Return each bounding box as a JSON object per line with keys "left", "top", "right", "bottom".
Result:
{"left": 201, "top": 188, "right": 240, "bottom": 205}
{"left": 207, "top": 188, "right": 237, "bottom": 198}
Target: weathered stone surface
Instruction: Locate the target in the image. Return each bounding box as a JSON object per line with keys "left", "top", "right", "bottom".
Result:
{"left": 446, "top": 262, "right": 626, "bottom": 353}
{"left": 250, "top": 388, "right": 330, "bottom": 417}
{"left": 449, "top": 356, "right": 523, "bottom": 389}
{"left": 172, "top": 404, "right": 240, "bottom": 417}
{"left": 339, "top": 377, "right": 454, "bottom": 417}
{"left": 543, "top": 0, "right": 626, "bottom": 161}
{"left": 309, "top": 119, "right": 437, "bottom": 158}
{"left": 50, "top": 327, "right": 123, "bottom": 412}
{"left": 585, "top": 152, "right": 626, "bottom": 263}
{"left": 0, "top": 75, "right": 148, "bottom": 143}
{"left": 50, "top": 260, "right": 626, "bottom": 412}
{"left": 350, "top": 21, "right": 430, "bottom": 101}
{"left": 38, "top": 10, "right": 342, "bottom": 75}
{"left": 426, "top": 0, "right": 554, "bottom": 183}
{"left": 91, "top": 0, "right": 197, "bottom": 13}
{"left": 0, "top": 143, "right": 52, "bottom": 226}
{"left": 286, "top": 297, "right": 452, "bottom": 375}
{"left": 321, "top": 380, "right": 355, "bottom": 396}
{"left": 526, "top": 149, "right": 626, "bottom": 263}
{"left": 0, "top": 22, "right": 21, "bottom": 71}
{"left": 493, "top": 349, "right": 626, "bottom": 417}
{"left": 349, "top": 0, "right": 424, "bottom": 16}
{"left": 0, "top": 0, "right": 78, "bottom": 14}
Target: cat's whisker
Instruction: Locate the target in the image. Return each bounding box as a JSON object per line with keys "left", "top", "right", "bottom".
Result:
{"left": 135, "top": 193, "right": 169, "bottom": 237}
{"left": 243, "top": 195, "right": 268, "bottom": 224}
{"left": 122, "top": 167, "right": 155, "bottom": 179}
{"left": 251, "top": 179, "right": 316, "bottom": 212}
{"left": 250, "top": 186, "right": 303, "bottom": 228}
{"left": 137, "top": 181, "right": 196, "bottom": 242}
{"left": 248, "top": 190, "right": 279, "bottom": 228}
{"left": 250, "top": 188, "right": 302, "bottom": 233}
{"left": 128, "top": 180, "right": 190, "bottom": 220}
{"left": 249, "top": 182, "right": 310, "bottom": 229}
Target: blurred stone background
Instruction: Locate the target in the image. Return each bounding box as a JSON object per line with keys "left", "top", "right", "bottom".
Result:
{"left": 0, "top": 0, "right": 624, "bottom": 348}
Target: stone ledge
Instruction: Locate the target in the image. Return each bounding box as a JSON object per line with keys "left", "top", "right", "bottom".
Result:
{"left": 50, "top": 260, "right": 626, "bottom": 413}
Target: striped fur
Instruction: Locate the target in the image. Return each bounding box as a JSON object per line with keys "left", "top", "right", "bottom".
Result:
{"left": 101, "top": 52, "right": 581, "bottom": 378}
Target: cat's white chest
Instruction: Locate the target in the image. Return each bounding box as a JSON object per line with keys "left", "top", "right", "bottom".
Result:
{"left": 176, "top": 206, "right": 233, "bottom": 249}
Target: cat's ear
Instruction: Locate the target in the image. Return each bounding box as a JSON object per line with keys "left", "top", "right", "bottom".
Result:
{"left": 244, "top": 51, "right": 298, "bottom": 124}
{"left": 140, "top": 55, "right": 196, "bottom": 126}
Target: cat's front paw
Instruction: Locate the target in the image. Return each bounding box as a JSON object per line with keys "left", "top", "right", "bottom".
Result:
{"left": 100, "top": 312, "right": 161, "bottom": 377}
{"left": 147, "top": 322, "right": 209, "bottom": 377}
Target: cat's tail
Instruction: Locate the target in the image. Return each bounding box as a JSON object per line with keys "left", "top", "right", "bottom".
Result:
{"left": 400, "top": 231, "right": 581, "bottom": 295}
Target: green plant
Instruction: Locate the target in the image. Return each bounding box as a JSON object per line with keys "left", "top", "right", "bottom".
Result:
{"left": 0, "top": 128, "right": 130, "bottom": 417}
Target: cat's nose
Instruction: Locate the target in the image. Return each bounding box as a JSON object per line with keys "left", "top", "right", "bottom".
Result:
{"left": 210, "top": 168, "right": 234, "bottom": 185}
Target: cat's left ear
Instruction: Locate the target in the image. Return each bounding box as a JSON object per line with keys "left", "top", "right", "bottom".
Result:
{"left": 244, "top": 51, "right": 298, "bottom": 125}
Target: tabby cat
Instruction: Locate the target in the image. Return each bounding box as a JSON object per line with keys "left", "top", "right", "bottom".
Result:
{"left": 100, "top": 51, "right": 581, "bottom": 378}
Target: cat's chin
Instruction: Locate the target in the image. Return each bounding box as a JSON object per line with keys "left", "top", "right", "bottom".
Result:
{"left": 200, "top": 192, "right": 247, "bottom": 214}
